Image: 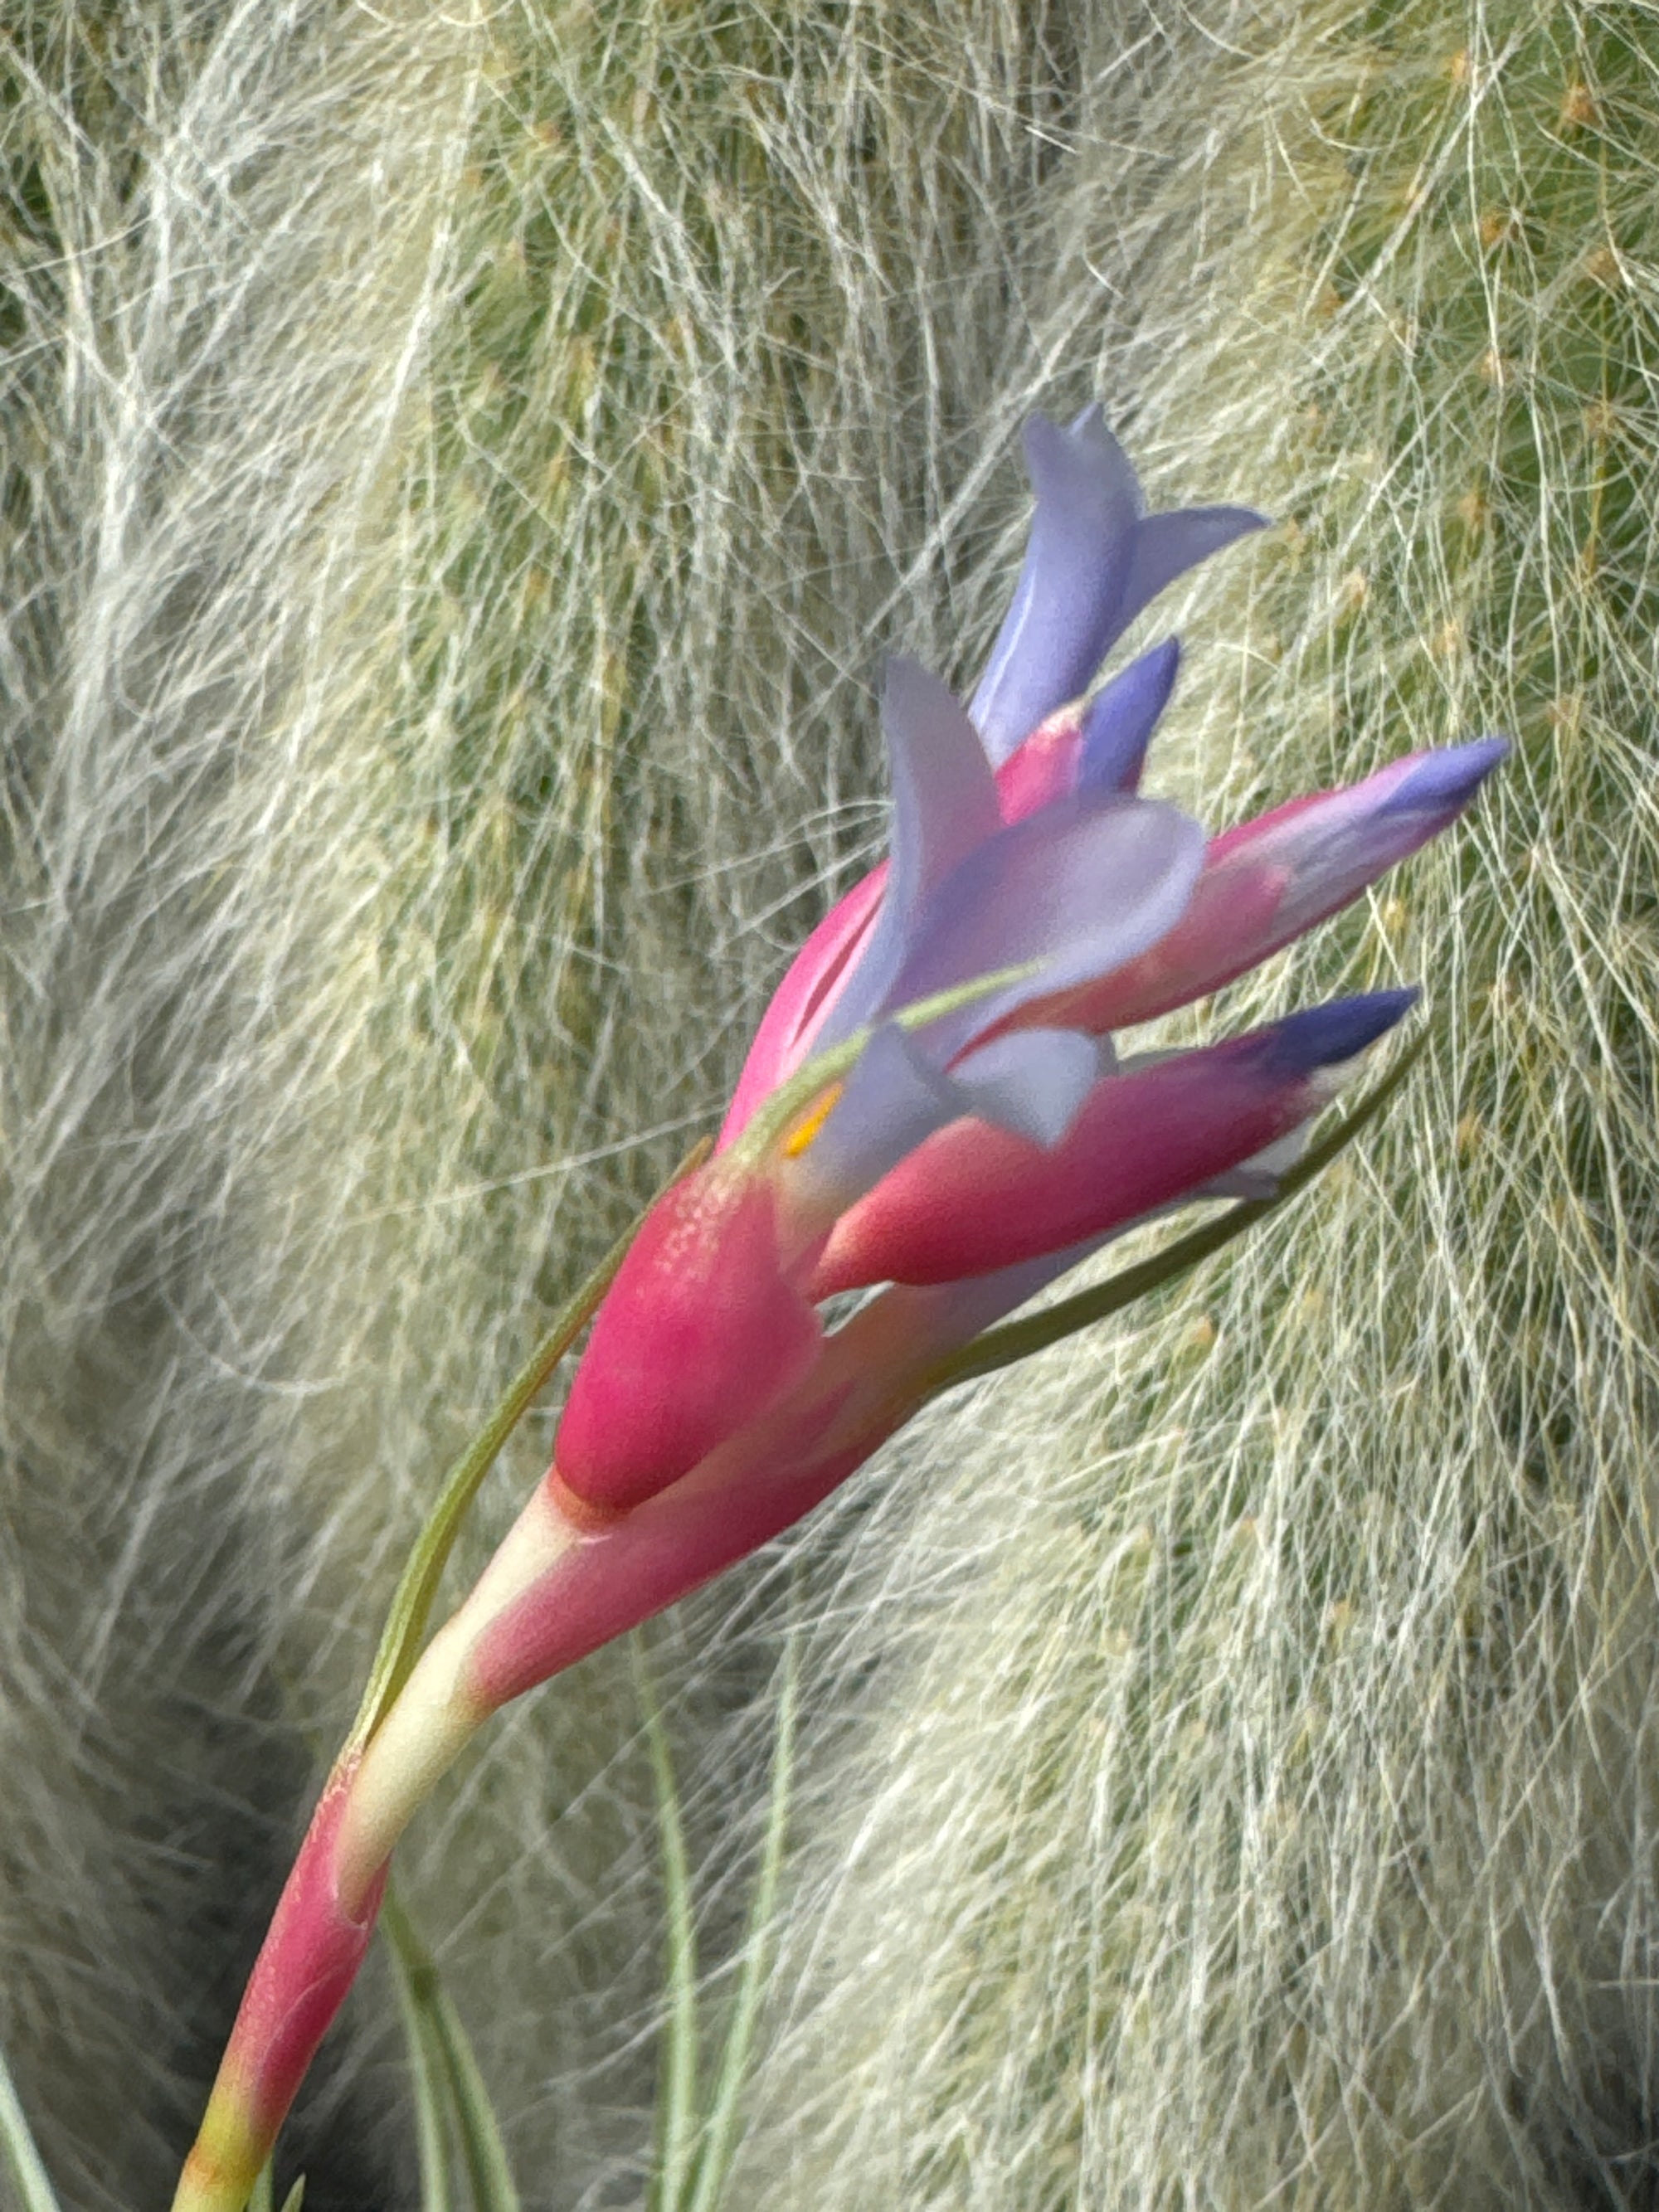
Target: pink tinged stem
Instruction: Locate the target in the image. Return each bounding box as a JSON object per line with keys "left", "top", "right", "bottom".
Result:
{"left": 328, "top": 1479, "right": 580, "bottom": 1903}
{"left": 177, "top": 1361, "right": 931, "bottom": 2210}
{"left": 812, "top": 991, "right": 1417, "bottom": 1291}
{"left": 173, "top": 1491, "right": 586, "bottom": 2212}
{"left": 171, "top": 1768, "right": 388, "bottom": 2212}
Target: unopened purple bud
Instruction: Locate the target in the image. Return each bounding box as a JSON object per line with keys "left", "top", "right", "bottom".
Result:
{"left": 1262, "top": 988, "right": 1420, "bottom": 1076}
{"left": 1078, "top": 637, "right": 1181, "bottom": 795}
{"left": 1375, "top": 737, "right": 1510, "bottom": 819}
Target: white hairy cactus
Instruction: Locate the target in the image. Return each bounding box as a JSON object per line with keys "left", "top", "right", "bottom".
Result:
{"left": 0, "top": 2, "right": 1651, "bottom": 2208}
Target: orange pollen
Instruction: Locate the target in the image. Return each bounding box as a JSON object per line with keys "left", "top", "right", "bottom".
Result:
{"left": 784, "top": 1082, "right": 843, "bottom": 1158}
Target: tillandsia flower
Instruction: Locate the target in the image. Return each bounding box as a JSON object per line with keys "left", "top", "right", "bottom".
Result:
{"left": 173, "top": 407, "right": 1504, "bottom": 2212}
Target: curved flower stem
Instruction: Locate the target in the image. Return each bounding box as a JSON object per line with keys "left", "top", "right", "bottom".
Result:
{"left": 333, "top": 1481, "right": 578, "bottom": 1909}
{"left": 171, "top": 1476, "right": 588, "bottom": 2212}
{"left": 638, "top": 1643, "right": 698, "bottom": 2212}
{"left": 172, "top": 1151, "right": 712, "bottom": 2212}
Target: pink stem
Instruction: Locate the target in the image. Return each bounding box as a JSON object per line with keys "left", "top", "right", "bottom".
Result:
{"left": 170, "top": 1762, "right": 387, "bottom": 2212}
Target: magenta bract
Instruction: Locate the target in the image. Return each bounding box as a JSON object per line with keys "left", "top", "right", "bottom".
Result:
{"left": 556, "top": 1171, "right": 824, "bottom": 1510}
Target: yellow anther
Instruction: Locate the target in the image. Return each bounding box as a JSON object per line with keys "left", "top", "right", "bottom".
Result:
{"left": 783, "top": 1084, "right": 842, "bottom": 1158}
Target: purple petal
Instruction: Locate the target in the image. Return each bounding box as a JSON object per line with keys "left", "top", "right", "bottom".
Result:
{"left": 1243, "top": 741, "right": 1504, "bottom": 950}
{"left": 1374, "top": 736, "right": 1510, "bottom": 817}
{"left": 1113, "top": 505, "right": 1270, "bottom": 635}
{"left": 887, "top": 795, "right": 1206, "bottom": 1058}
{"left": 816, "top": 658, "right": 1000, "bottom": 1048}
{"left": 951, "top": 1028, "right": 1101, "bottom": 1146}
{"left": 968, "top": 408, "right": 1142, "bottom": 766}
{"left": 1077, "top": 638, "right": 1181, "bottom": 795}
{"left": 795, "top": 1026, "right": 1100, "bottom": 1222}
{"left": 791, "top": 1023, "right": 960, "bottom": 1217}
{"left": 1255, "top": 989, "right": 1419, "bottom": 1077}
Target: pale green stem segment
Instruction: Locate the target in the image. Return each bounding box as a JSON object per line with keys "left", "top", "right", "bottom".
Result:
{"left": 247, "top": 2166, "right": 272, "bottom": 2212}
{"left": 640, "top": 1629, "right": 797, "bottom": 2212}
{"left": 382, "top": 1891, "right": 519, "bottom": 2212}
{"left": 347, "top": 1140, "right": 712, "bottom": 1757}
{"left": 684, "top": 1636, "right": 796, "bottom": 2212}
{"left": 0, "top": 2034, "right": 61, "bottom": 2212}
{"left": 333, "top": 1474, "right": 579, "bottom": 1910}
{"left": 637, "top": 1643, "right": 699, "bottom": 2212}
{"left": 383, "top": 1889, "right": 454, "bottom": 2212}
{"left": 924, "top": 1031, "right": 1429, "bottom": 1393}
{"left": 277, "top": 2182, "right": 306, "bottom": 2212}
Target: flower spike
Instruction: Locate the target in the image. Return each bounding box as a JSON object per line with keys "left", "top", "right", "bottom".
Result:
{"left": 173, "top": 407, "right": 1501, "bottom": 2212}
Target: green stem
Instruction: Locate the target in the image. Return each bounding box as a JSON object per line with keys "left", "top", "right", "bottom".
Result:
{"left": 685, "top": 1634, "right": 797, "bottom": 2212}
{"left": 382, "top": 1892, "right": 518, "bottom": 2212}
{"left": 638, "top": 1641, "right": 699, "bottom": 2212}
{"left": 382, "top": 1887, "right": 455, "bottom": 2212}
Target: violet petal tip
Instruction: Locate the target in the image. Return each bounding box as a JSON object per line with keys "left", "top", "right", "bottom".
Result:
{"left": 1263, "top": 987, "right": 1421, "bottom": 1076}
{"left": 1377, "top": 736, "right": 1511, "bottom": 819}
{"left": 1078, "top": 637, "right": 1181, "bottom": 795}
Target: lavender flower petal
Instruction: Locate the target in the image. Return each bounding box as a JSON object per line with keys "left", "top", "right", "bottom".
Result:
{"left": 1374, "top": 736, "right": 1510, "bottom": 817}
{"left": 951, "top": 1028, "right": 1101, "bottom": 1147}
{"left": 968, "top": 407, "right": 1141, "bottom": 766}
{"left": 1113, "top": 504, "right": 1270, "bottom": 635}
{"left": 794, "top": 1023, "right": 960, "bottom": 1214}
{"left": 1077, "top": 638, "right": 1182, "bottom": 795}
{"left": 1257, "top": 989, "right": 1419, "bottom": 1077}
{"left": 888, "top": 795, "right": 1206, "bottom": 1057}
{"left": 816, "top": 657, "right": 1001, "bottom": 1048}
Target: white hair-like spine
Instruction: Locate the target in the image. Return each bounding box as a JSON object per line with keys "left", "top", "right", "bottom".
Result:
{"left": 0, "top": 2, "right": 1652, "bottom": 2207}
